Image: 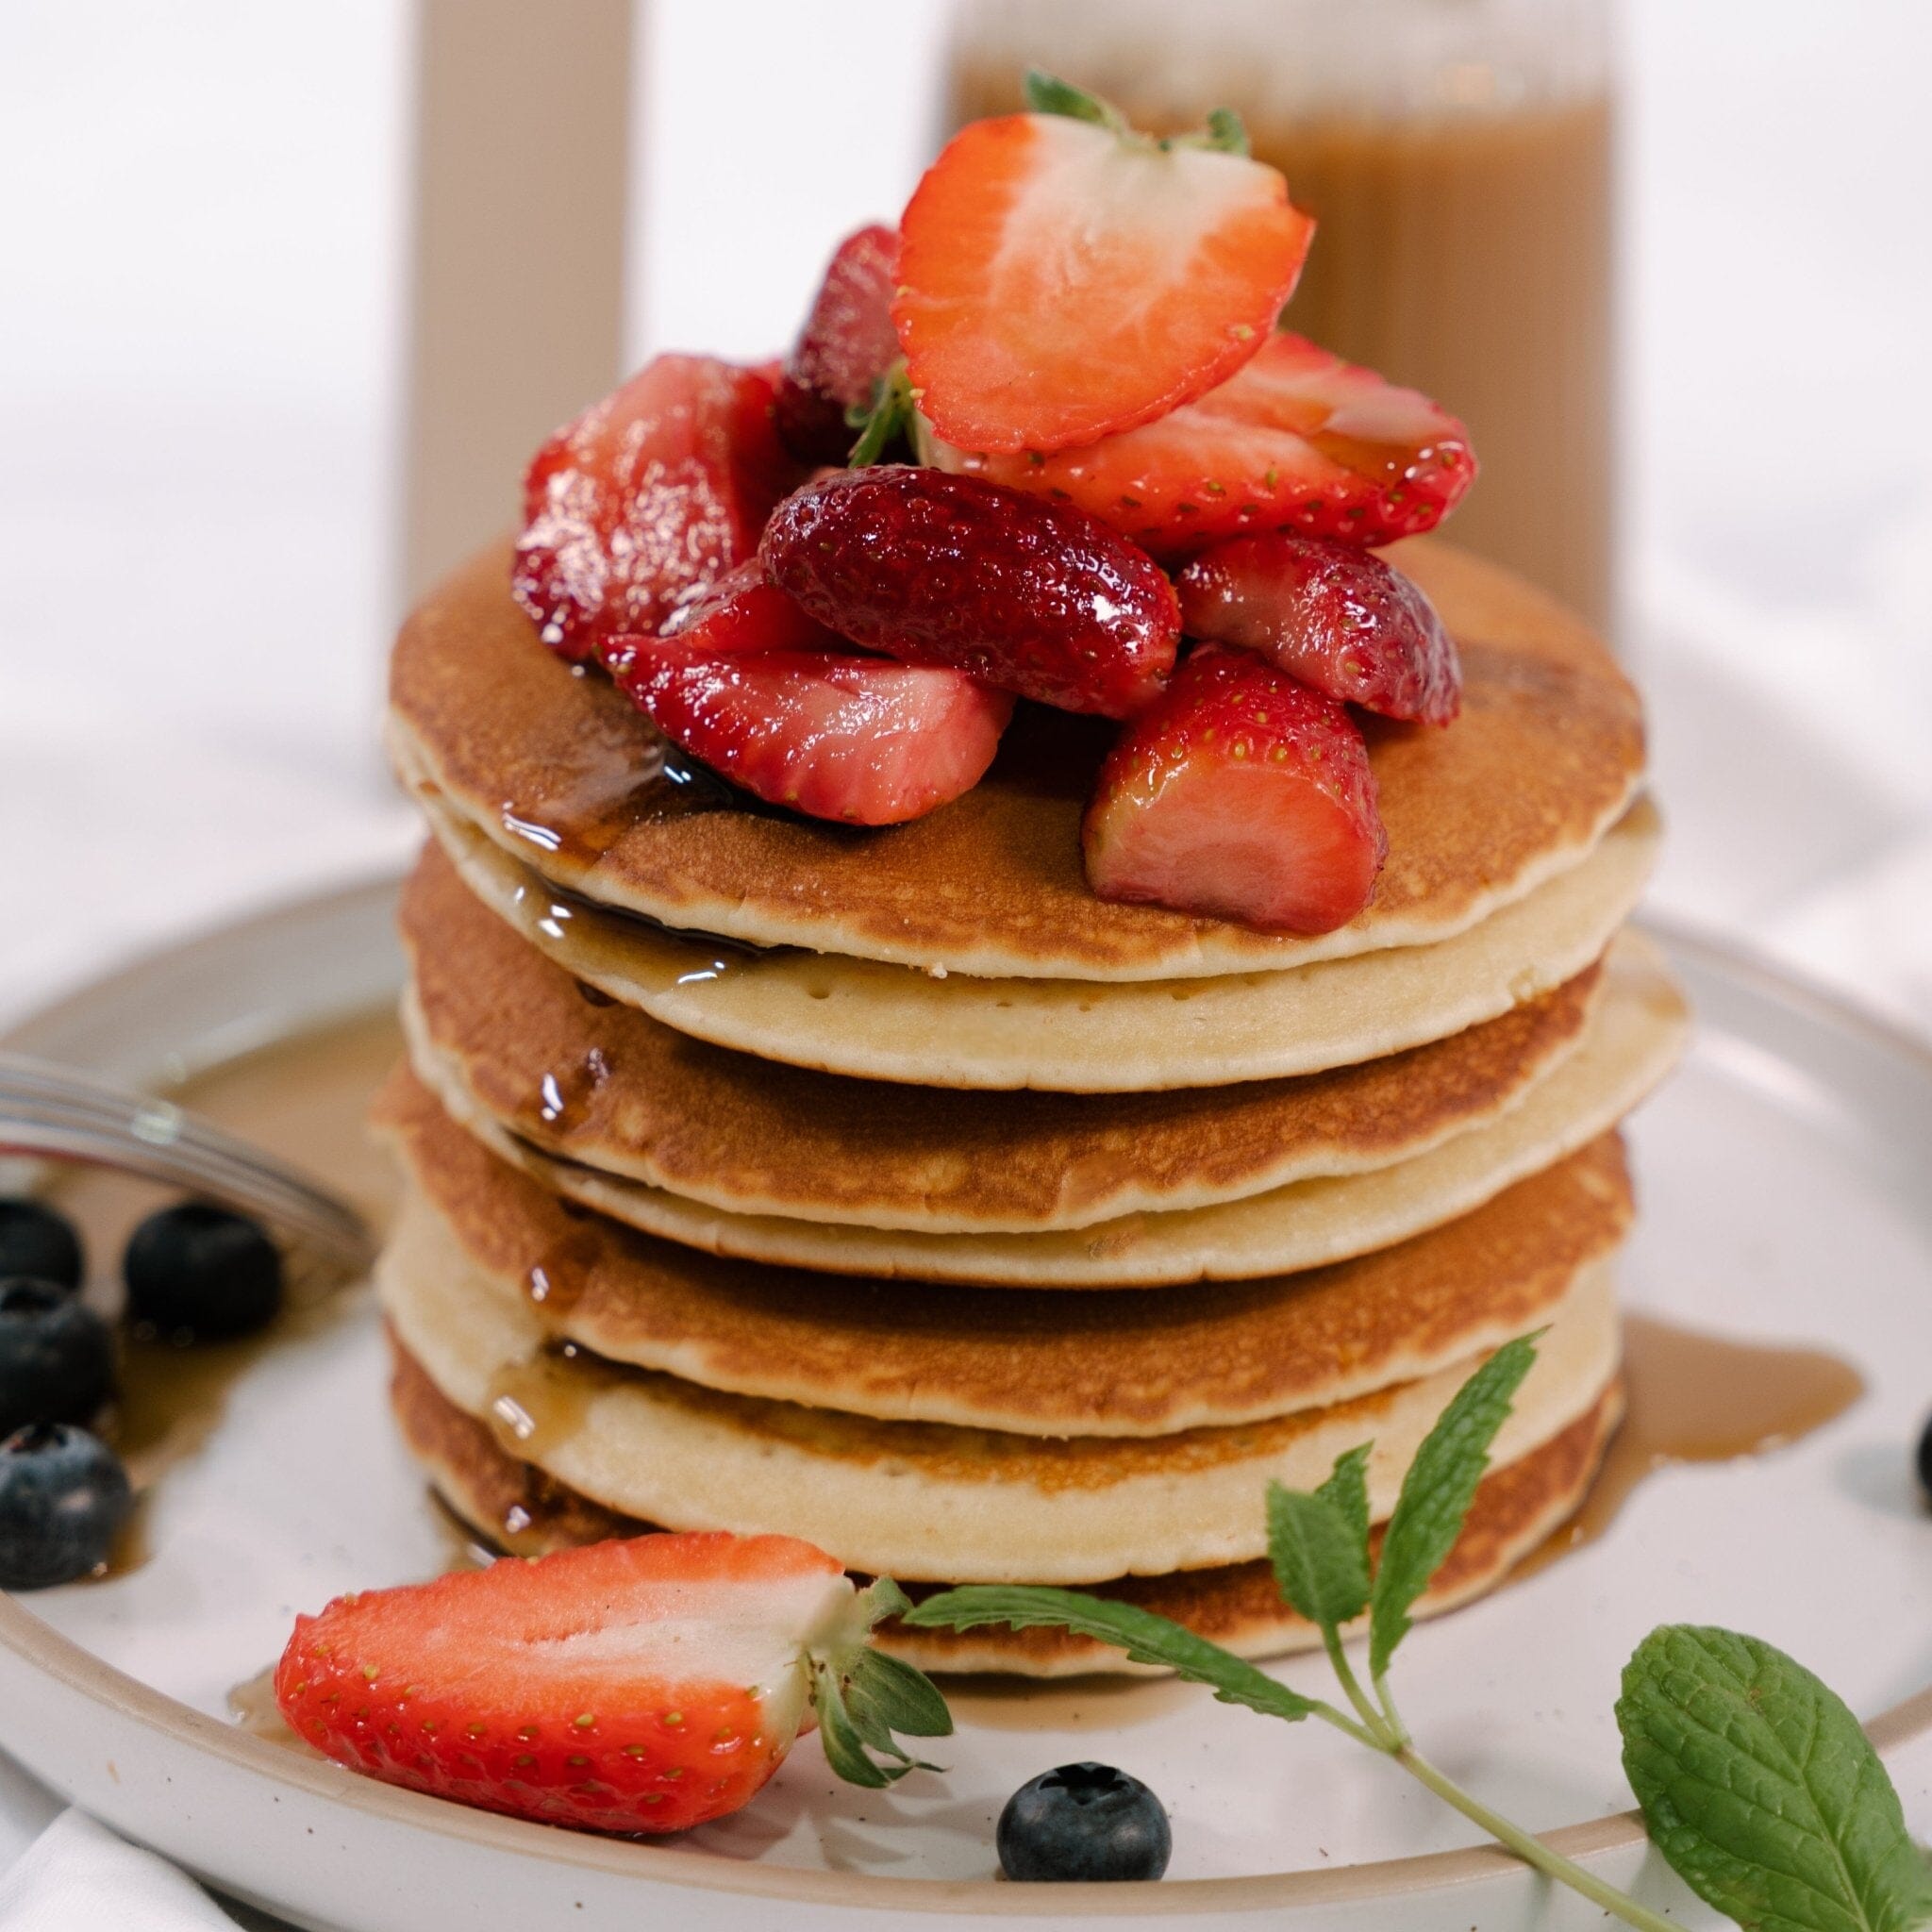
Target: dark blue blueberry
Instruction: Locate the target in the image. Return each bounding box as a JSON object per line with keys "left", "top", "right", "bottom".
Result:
{"left": 0, "top": 1200, "right": 83, "bottom": 1292}
{"left": 0, "top": 1279, "right": 115, "bottom": 1436}
{"left": 0, "top": 1423, "right": 133, "bottom": 1590}
{"left": 997, "top": 1761, "right": 1172, "bottom": 1882}
{"left": 1917, "top": 1410, "right": 1932, "bottom": 1504}
{"left": 125, "top": 1203, "right": 283, "bottom": 1341}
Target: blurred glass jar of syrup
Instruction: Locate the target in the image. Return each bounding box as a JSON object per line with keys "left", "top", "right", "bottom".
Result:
{"left": 941, "top": 0, "right": 1618, "bottom": 636}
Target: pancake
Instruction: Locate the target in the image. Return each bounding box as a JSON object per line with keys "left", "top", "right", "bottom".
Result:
{"left": 388, "top": 537, "right": 1643, "bottom": 979}
{"left": 413, "top": 930, "right": 1683, "bottom": 1288}
{"left": 402, "top": 839, "right": 1607, "bottom": 1230}
{"left": 426, "top": 792, "right": 1660, "bottom": 1091}
{"left": 375, "top": 1066, "right": 1632, "bottom": 1434}
{"left": 375, "top": 1224, "right": 1620, "bottom": 1582}
{"left": 392, "top": 1337, "right": 1623, "bottom": 1674}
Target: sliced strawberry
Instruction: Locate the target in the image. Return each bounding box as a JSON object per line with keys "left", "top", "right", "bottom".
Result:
{"left": 895, "top": 111, "right": 1312, "bottom": 455}
{"left": 1177, "top": 533, "right": 1461, "bottom": 724}
{"left": 758, "top": 466, "right": 1178, "bottom": 718}
{"left": 611, "top": 632, "right": 1013, "bottom": 826}
{"left": 1084, "top": 643, "right": 1386, "bottom": 935}
{"left": 927, "top": 332, "right": 1476, "bottom": 560}
{"left": 513, "top": 355, "right": 804, "bottom": 661}
{"left": 275, "top": 1533, "right": 947, "bottom": 1836}
{"left": 774, "top": 224, "right": 901, "bottom": 465}
{"left": 639, "top": 558, "right": 841, "bottom": 659}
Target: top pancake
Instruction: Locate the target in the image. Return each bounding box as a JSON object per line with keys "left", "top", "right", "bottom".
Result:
{"left": 388, "top": 537, "right": 1644, "bottom": 979}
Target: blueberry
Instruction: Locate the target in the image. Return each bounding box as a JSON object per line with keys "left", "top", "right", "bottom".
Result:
{"left": 997, "top": 1761, "right": 1172, "bottom": 1882}
{"left": 0, "top": 1279, "right": 115, "bottom": 1436}
{"left": 0, "top": 1199, "right": 83, "bottom": 1291}
{"left": 1917, "top": 1411, "right": 1932, "bottom": 1504}
{"left": 0, "top": 1423, "right": 133, "bottom": 1589}
{"left": 125, "top": 1203, "right": 283, "bottom": 1341}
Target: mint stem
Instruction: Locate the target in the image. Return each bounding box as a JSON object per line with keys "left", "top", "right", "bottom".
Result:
{"left": 1324, "top": 1628, "right": 1395, "bottom": 1743}
{"left": 1391, "top": 1743, "right": 1680, "bottom": 1932}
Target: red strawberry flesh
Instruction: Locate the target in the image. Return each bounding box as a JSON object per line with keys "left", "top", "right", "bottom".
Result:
{"left": 1177, "top": 533, "right": 1461, "bottom": 724}
{"left": 275, "top": 1533, "right": 855, "bottom": 1836}
{"left": 774, "top": 224, "right": 901, "bottom": 465}
{"left": 514, "top": 355, "right": 803, "bottom": 661}
{"left": 895, "top": 113, "right": 1314, "bottom": 455}
{"left": 928, "top": 332, "right": 1476, "bottom": 561}
{"left": 758, "top": 466, "right": 1180, "bottom": 718}
{"left": 1083, "top": 643, "right": 1386, "bottom": 935}
{"left": 611, "top": 630, "right": 1013, "bottom": 825}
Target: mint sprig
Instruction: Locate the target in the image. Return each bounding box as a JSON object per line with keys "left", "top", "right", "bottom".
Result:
{"left": 1620, "top": 1626, "right": 1932, "bottom": 1932}
{"left": 904, "top": 1341, "right": 1932, "bottom": 1932}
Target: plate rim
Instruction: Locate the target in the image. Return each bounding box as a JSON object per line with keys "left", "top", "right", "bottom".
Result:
{"left": 2, "top": 880, "right": 1929, "bottom": 1915}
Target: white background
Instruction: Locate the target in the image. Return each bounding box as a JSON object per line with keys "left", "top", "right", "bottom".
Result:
{"left": 2, "top": 0, "right": 1930, "bottom": 1024}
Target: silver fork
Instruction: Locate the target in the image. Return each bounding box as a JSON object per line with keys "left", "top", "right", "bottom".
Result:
{"left": 0, "top": 1052, "right": 376, "bottom": 1277}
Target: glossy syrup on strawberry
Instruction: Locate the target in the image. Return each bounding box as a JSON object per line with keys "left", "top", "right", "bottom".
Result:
{"left": 759, "top": 467, "right": 1180, "bottom": 718}
{"left": 1177, "top": 533, "right": 1461, "bottom": 724}
{"left": 927, "top": 332, "right": 1475, "bottom": 561}
{"left": 514, "top": 355, "right": 803, "bottom": 660}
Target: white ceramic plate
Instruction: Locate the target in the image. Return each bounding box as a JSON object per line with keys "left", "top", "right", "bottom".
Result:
{"left": 0, "top": 880, "right": 1928, "bottom": 1932}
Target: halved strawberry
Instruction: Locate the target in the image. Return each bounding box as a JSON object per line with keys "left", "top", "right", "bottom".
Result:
{"left": 513, "top": 355, "right": 804, "bottom": 661}
{"left": 774, "top": 224, "right": 901, "bottom": 465}
{"left": 927, "top": 332, "right": 1476, "bottom": 560}
{"left": 642, "top": 557, "right": 841, "bottom": 659}
{"left": 275, "top": 1533, "right": 948, "bottom": 1836}
{"left": 610, "top": 632, "right": 1013, "bottom": 826}
{"left": 894, "top": 100, "right": 1312, "bottom": 456}
{"left": 1084, "top": 643, "right": 1386, "bottom": 935}
{"left": 759, "top": 466, "right": 1179, "bottom": 718}
{"left": 1177, "top": 533, "right": 1461, "bottom": 724}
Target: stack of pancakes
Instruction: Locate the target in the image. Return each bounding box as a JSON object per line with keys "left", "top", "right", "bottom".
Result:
{"left": 375, "top": 536, "right": 1685, "bottom": 1674}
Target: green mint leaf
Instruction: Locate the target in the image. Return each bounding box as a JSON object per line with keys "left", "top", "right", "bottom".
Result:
{"left": 845, "top": 363, "right": 913, "bottom": 467}
{"left": 1021, "top": 69, "right": 1126, "bottom": 133}
{"left": 1267, "top": 1480, "right": 1371, "bottom": 1629}
{"left": 1317, "top": 1441, "right": 1374, "bottom": 1555}
{"left": 1368, "top": 1333, "right": 1541, "bottom": 1677}
{"left": 1619, "top": 1625, "right": 1932, "bottom": 1932}
{"left": 902, "top": 1585, "right": 1316, "bottom": 1724}
{"left": 846, "top": 1647, "right": 954, "bottom": 1740}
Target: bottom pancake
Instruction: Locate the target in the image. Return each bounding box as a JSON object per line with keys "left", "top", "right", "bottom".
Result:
{"left": 391, "top": 1336, "right": 1621, "bottom": 1676}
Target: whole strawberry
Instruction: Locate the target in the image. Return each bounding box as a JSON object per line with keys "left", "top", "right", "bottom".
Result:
{"left": 759, "top": 466, "right": 1180, "bottom": 718}
{"left": 275, "top": 1533, "right": 947, "bottom": 1836}
{"left": 514, "top": 356, "right": 803, "bottom": 661}
{"left": 1177, "top": 533, "right": 1461, "bottom": 724}
{"left": 1084, "top": 643, "right": 1387, "bottom": 935}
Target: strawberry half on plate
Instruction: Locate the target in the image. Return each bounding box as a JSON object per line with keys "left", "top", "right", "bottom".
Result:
{"left": 275, "top": 1533, "right": 949, "bottom": 1836}
{"left": 895, "top": 80, "right": 1313, "bottom": 456}
{"left": 927, "top": 332, "right": 1476, "bottom": 561}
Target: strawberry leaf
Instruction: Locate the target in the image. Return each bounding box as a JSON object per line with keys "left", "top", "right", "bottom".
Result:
{"left": 1266, "top": 1479, "right": 1371, "bottom": 1630}
{"left": 1021, "top": 69, "right": 1126, "bottom": 134}
{"left": 1619, "top": 1626, "right": 1932, "bottom": 1932}
{"left": 846, "top": 1648, "right": 954, "bottom": 1740}
{"left": 902, "top": 1585, "right": 1316, "bottom": 1723}
{"left": 1368, "top": 1332, "right": 1541, "bottom": 1677}
{"left": 845, "top": 363, "right": 914, "bottom": 467}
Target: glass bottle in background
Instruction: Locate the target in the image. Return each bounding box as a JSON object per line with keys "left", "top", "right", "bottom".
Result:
{"left": 941, "top": 0, "right": 1618, "bottom": 637}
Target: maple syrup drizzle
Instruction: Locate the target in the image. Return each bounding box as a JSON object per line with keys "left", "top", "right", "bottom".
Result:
{"left": 1519, "top": 1312, "right": 1865, "bottom": 1576}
